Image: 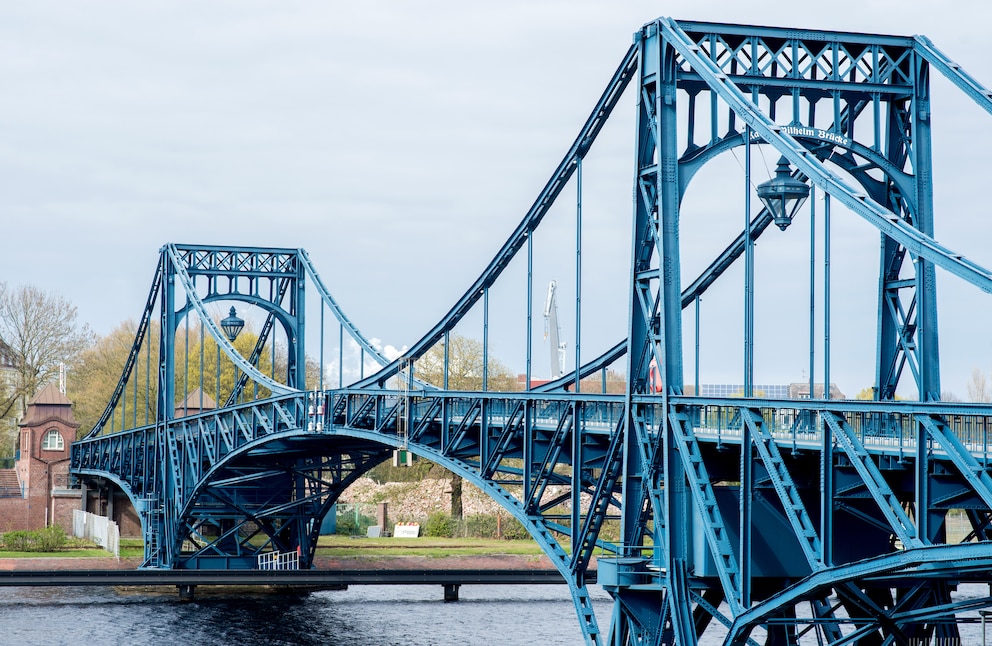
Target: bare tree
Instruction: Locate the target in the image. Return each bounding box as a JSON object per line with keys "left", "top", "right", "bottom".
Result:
{"left": 414, "top": 334, "right": 519, "bottom": 392}
{"left": 0, "top": 283, "right": 94, "bottom": 449}
{"left": 967, "top": 367, "right": 992, "bottom": 403}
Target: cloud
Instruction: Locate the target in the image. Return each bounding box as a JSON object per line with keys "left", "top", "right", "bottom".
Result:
{"left": 3, "top": 2, "right": 992, "bottom": 398}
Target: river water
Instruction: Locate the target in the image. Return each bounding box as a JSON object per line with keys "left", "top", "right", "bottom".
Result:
{"left": 0, "top": 583, "right": 615, "bottom": 645}
{"left": 2, "top": 582, "right": 990, "bottom": 645}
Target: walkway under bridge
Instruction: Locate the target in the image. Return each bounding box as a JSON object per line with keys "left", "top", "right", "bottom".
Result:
{"left": 71, "top": 17, "right": 992, "bottom": 646}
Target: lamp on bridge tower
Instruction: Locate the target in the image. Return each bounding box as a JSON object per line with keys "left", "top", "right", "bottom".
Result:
{"left": 757, "top": 155, "right": 811, "bottom": 231}
{"left": 221, "top": 307, "right": 245, "bottom": 342}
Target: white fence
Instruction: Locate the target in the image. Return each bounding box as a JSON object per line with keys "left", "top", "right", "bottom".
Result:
{"left": 72, "top": 509, "right": 120, "bottom": 560}
{"left": 257, "top": 549, "right": 300, "bottom": 570}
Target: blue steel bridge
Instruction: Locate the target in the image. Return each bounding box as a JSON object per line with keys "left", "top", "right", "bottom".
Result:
{"left": 71, "top": 17, "right": 992, "bottom": 646}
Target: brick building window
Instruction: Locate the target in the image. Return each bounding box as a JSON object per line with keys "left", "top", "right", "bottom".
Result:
{"left": 42, "top": 429, "right": 64, "bottom": 451}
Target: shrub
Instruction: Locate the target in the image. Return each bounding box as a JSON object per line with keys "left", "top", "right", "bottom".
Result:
{"left": 334, "top": 506, "right": 376, "bottom": 536}
{"left": 1, "top": 526, "right": 66, "bottom": 552}
{"left": 423, "top": 512, "right": 454, "bottom": 538}
{"left": 2, "top": 530, "right": 31, "bottom": 551}
{"left": 36, "top": 526, "right": 66, "bottom": 552}
{"left": 463, "top": 514, "right": 499, "bottom": 539}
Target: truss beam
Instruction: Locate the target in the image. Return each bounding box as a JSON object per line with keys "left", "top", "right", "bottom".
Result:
{"left": 68, "top": 16, "right": 992, "bottom": 646}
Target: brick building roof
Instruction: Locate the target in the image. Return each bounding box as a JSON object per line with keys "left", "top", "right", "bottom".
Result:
{"left": 19, "top": 382, "right": 78, "bottom": 428}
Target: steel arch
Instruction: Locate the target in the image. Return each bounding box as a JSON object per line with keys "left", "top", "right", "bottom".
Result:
{"left": 69, "top": 16, "right": 992, "bottom": 646}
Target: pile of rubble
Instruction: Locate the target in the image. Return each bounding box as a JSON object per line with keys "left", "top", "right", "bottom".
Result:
{"left": 338, "top": 477, "right": 503, "bottom": 521}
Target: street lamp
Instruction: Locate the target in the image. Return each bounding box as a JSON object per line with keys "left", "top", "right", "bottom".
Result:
{"left": 220, "top": 307, "right": 244, "bottom": 342}
{"left": 757, "top": 155, "right": 811, "bottom": 231}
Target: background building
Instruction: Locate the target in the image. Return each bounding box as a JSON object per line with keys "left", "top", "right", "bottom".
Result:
{"left": 0, "top": 338, "right": 20, "bottom": 462}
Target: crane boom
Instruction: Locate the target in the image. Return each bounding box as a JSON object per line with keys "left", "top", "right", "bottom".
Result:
{"left": 543, "top": 280, "right": 566, "bottom": 379}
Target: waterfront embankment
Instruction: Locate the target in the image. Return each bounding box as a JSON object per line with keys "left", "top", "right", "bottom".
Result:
{"left": 0, "top": 552, "right": 570, "bottom": 573}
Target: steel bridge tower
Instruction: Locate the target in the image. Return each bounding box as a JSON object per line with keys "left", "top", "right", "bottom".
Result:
{"left": 608, "top": 18, "right": 992, "bottom": 645}
{"left": 71, "top": 18, "right": 992, "bottom": 646}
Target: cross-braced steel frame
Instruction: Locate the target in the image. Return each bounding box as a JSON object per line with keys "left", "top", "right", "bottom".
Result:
{"left": 71, "top": 18, "right": 992, "bottom": 646}
{"left": 611, "top": 18, "right": 992, "bottom": 646}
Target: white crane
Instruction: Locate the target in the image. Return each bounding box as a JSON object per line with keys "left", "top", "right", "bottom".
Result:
{"left": 543, "top": 280, "right": 567, "bottom": 379}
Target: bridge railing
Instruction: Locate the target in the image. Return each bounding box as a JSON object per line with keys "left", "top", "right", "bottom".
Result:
{"left": 327, "top": 388, "right": 992, "bottom": 460}
{"left": 330, "top": 389, "right": 625, "bottom": 433}
{"left": 257, "top": 549, "right": 300, "bottom": 570}
{"left": 650, "top": 398, "right": 992, "bottom": 464}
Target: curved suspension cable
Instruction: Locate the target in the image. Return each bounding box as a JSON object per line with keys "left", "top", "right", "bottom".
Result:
{"left": 83, "top": 257, "right": 165, "bottom": 439}
{"left": 352, "top": 43, "right": 639, "bottom": 389}
{"left": 659, "top": 17, "right": 992, "bottom": 294}
{"left": 164, "top": 244, "right": 295, "bottom": 396}
{"left": 299, "top": 248, "right": 389, "bottom": 367}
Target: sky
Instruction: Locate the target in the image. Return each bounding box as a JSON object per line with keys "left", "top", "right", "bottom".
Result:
{"left": 3, "top": 1, "right": 992, "bottom": 400}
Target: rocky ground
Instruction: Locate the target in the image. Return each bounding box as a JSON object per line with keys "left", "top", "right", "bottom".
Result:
{"left": 338, "top": 477, "right": 506, "bottom": 520}
{"left": 338, "top": 476, "right": 584, "bottom": 522}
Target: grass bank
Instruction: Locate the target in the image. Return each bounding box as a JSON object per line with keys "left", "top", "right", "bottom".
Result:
{"left": 315, "top": 536, "right": 545, "bottom": 558}
{"left": 1, "top": 537, "right": 542, "bottom": 560}
{"left": 0, "top": 538, "right": 144, "bottom": 560}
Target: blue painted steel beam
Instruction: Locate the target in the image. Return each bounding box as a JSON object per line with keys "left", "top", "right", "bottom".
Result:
{"left": 726, "top": 544, "right": 992, "bottom": 643}
{"left": 164, "top": 244, "right": 295, "bottom": 397}
{"left": 300, "top": 249, "right": 388, "bottom": 369}
{"left": 352, "top": 44, "right": 639, "bottom": 390}
{"left": 657, "top": 18, "right": 992, "bottom": 296}
{"left": 69, "top": 17, "right": 992, "bottom": 645}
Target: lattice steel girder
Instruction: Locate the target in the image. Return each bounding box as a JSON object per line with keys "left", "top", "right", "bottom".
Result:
{"left": 609, "top": 394, "right": 992, "bottom": 641}
{"left": 74, "top": 395, "right": 308, "bottom": 566}
{"left": 170, "top": 244, "right": 300, "bottom": 280}
{"left": 824, "top": 411, "right": 924, "bottom": 549}
{"left": 726, "top": 544, "right": 992, "bottom": 643}
{"left": 668, "top": 407, "right": 744, "bottom": 614}
{"left": 649, "top": 19, "right": 992, "bottom": 406}
{"left": 163, "top": 243, "right": 304, "bottom": 396}
{"left": 740, "top": 407, "right": 824, "bottom": 570}
{"left": 330, "top": 423, "right": 606, "bottom": 644}
{"left": 619, "top": 21, "right": 992, "bottom": 638}
{"left": 327, "top": 391, "right": 624, "bottom": 646}
{"left": 624, "top": 25, "right": 695, "bottom": 644}
{"left": 72, "top": 392, "right": 992, "bottom": 639}
{"left": 65, "top": 16, "right": 992, "bottom": 643}
{"left": 675, "top": 20, "right": 918, "bottom": 91}
{"left": 571, "top": 414, "right": 626, "bottom": 572}
{"left": 174, "top": 448, "right": 387, "bottom": 569}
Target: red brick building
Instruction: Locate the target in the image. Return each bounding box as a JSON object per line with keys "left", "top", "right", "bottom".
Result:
{"left": 0, "top": 383, "right": 143, "bottom": 536}
{"left": 0, "top": 383, "right": 80, "bottom": 532}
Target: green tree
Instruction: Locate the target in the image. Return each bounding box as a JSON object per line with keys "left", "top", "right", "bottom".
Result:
{"left": 854, "top": 387, "right": 875, "bottom": 401}
{"left": 584, "top": 369, "right": 626, "bottom": 394}
{"left": 175, "top": 324, "right": 277, "bottom": 408}
{"left": 70, "top": 318, "right": 320, "bottom": 436}
{"left": 69, "top": 320, "right": 158, "bottom": 437}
